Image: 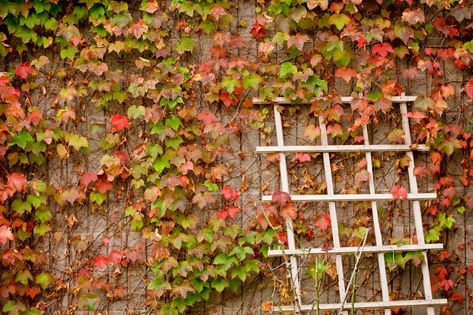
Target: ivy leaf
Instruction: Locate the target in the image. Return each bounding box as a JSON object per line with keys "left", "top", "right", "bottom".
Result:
{"left": 35, "top": 272, "right": 54, "bottom": 289}
{"left": 465, "top": 79, "right": 473, "bottom": 99}
{"left": 165, "top": 116, "right": 182, "bottom": 131}
{"left": 90, "top": 191, "right": 107, "bottom": 205}
{"left": 197, "top": 111, "right": 218, "bottom": 126}
{"left": 34, "top": 223, "right": 50, "bottom": 236}
{"left": 79, "top": 172, "right": 98, "bottom": 187}
{"left": 242, "top": 73, "right": 262, "bottom": 90}
{"left": 335, "top": 67, "right": 357, "bottom": 82}
{"left": 0, "top": 225, "right": 14, "bottom": 245}
{"left": 287, "top": 34, "right": 309, "bottom": 51}
{"left": 328, "top": 14, "right": 350, "bottom": 31}
{"left": 250, "top": 21, "right": 266, "bottom": 40}
{"left": 15, "top": 63, "right": 33, "bottom": 79}
{"left": 153, "top": 157, "right": 170, "bottom": 174}
{"left": 221, "top": 186, "right": 239, "bottom": 201}
{"left": 372, "top": 43, "right": 394, "bottom": 57}
{"left": 279, "top": 62, "right": 297, "bottom": 79}
{"left": 387, "top": 129, "right": 405, "bottom": 144}
{"left": 211, "top": 278, "right": 229, "bottom": 293}
{"left": 176, "top": 37, "right": 195, "bottom": 54}
{"left": 111, "top": 114, "right": 129, "bottom": 132}
{"left": 78, "top": 292, "right": 99, "bottom": 311}
{"left": 425, "top": 227, "right": 440, "bottom": 243}
{"left": 390, "top": 185, "right": 408, "bottom": 199}
{"left": 127, "top": 105, "right": 146, "bottom": 119}
{"left": 8, "top": 172, "right": 28, "bottom": 192}
{"left": 314, "top": 213, "right": 331, "bottom": 231}
{"left": 9, "top": 130, "right": 34, "bottom": 149}
{"left": 94, "top": 255, "right": 110, "bottom": 268}
{"left": 304, "top": 124, "right": 321, "bottom": 141}
{"left": 272, "top": 32, "right": 289, "bottom": 45}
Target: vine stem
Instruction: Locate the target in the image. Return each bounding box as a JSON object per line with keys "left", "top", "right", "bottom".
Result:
{"left": 336, "top": 228, "right": 370, "bottom": 315}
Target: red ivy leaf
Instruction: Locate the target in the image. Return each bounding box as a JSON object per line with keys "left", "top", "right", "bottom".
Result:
{"left": 79, "top": 172, "right": 98, "bottom": 187}
{"left": 217, "top": 205, "right": 240, "bottom": 220}
{"left": 197, "top": 111, "right": 218, "bottom": 126}
{"left": 390, "top": 185, "right": 408, "bottom": 199}
{"left": 250, "top": 21, "right": 266, "bottom": 40}
{"left": 94, "top": 255, "right": 110, "bottom": 268}
{"left": 221, "top": 186, "right": 239, "bottom": 201}
{"left": 465, "top": 79, "right": 473, "bottom": 99}
{"left": 272, "top": 191, "right": 291, "bottom": 206}
{"left": 226, "top": 205, "right": 240, "bottom": 219}
{"left": 108, "top": 250, "right": 123, "bottom": 265}
{"left": 15, "top": 63, "right": 33, "bottom": 79}
{"left": 372, "top": 43, "right": 394, "bottom": 57}
{"left": 294, "top": 153, "right": 311, "bottom": 163}
{"left": 111, "top": 114, "right": 129, "bottom": 132}
{"left": 219, "top": 92, "right": 237, "bottom": 107}
{"left": 287, "top": 34, "right": 310, "bottom": 51}
{"left": 8, "top": 173, "right": 28, "bottom": 192}
{"left": 96, "top": 179, "right": 113, "bottom": 193}
{"left": 315, "top": 213, "right": 331, "bottom": 231}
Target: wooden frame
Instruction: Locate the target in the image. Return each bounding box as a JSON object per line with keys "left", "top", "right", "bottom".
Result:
{"left": 256, "top": 95, "right": 447, "bottom": 314}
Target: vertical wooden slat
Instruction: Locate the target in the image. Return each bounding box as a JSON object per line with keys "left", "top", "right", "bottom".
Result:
{"left": 318, "top": 115, "right": 347, "bottom": 314}
{"left": 399, "top": 96, "right": 435, "bottom": 315}
{"left": 362, "top": 124, "right": 392, "bottom": 315}
{"left": 273, "top": 105, "right": 302, "bottom": 310}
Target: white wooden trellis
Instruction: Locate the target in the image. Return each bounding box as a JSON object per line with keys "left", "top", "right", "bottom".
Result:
{"left": 255, "top": 95, "right": 448, "bottom": 314}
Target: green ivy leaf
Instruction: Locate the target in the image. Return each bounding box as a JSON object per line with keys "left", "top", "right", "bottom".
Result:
{"left": 153, "top": 157, "right": 170, "bottom": 174}
{"left": 425, "top": 227, "right": 440, "bottom": 243}
{"left": 9, "top": 130, "right": 34, "bottom": 149}
{"left": 35, "top": 272, "right": 54, "bottom": 289}
{"left": 242, "top": 73, "right": 262, "bottom": 90}
{"left": 12, "top": 199, "right": 32, "bottom": 215}
{"left": 90, "top": 191, "right": 107, "bottom": 205}
{"left": 127, "top": 105, "right": 146, "bottom": 119}
{"left": 176, "top": 37, "right": 195, "bottom": 54}
{"left": 328, "top": 13, "right": 351, "bottom": 30}
{"left": 210, "top": 278, "right": 229, "bottom": 293}
{"left": 33, "top": 223, "right": 51, "bottom": 236}
{"left": 165, "top": 116, "right": 182, "bottom": 131}
{"left": 279, "top": 62, "right": 297, "bottom": 79}
{"left": 204, "top": 180, "right": 218, "bottom": 192}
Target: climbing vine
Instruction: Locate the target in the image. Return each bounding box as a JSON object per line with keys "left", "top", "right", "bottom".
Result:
{"left": 0, "top": 0, "right": 473, "bottom": 314}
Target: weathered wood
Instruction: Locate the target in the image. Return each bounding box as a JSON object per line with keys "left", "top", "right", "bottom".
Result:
{"left": 262, "top": 193, "right": 436, "bottom": 202}
{"left": 272, "top": 299, "right": 448, "bottom": 312}
{"left": 267, "top": 243, "right": 444, "bottom": 257}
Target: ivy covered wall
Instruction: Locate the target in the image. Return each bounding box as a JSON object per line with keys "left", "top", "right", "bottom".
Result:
{"left": 0, "top": 0, "right": 473, "bottom": 314}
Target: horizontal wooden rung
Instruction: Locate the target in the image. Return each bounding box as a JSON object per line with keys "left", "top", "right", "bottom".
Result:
{"left": 252, "top": 95, "right": 417, "bottom": 105}
{"left": 262, "top": 193, "right": 436, "bottom": 202}
{"left": 272, "top": 299, "right": 448, "bottom": 312}
{"left": 268, "top": 243, "right": 443, "bottom": 257}
{"left": 256, "top": 144, "right": 429, "bottom": 153}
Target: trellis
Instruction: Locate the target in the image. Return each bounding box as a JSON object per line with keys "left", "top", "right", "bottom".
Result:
{"left": 254, "top": 95, "right": 448, "bottom": 314}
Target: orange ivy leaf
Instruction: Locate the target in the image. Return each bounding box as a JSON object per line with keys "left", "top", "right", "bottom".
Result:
{"left": 7, "top": 173, "right": 28, "bottom": 192}
{"left": 0, "top": 225, "right": 14, "bottom": 245}
{"left": 335, "top": 67, "right": 357, "bottom": 82}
